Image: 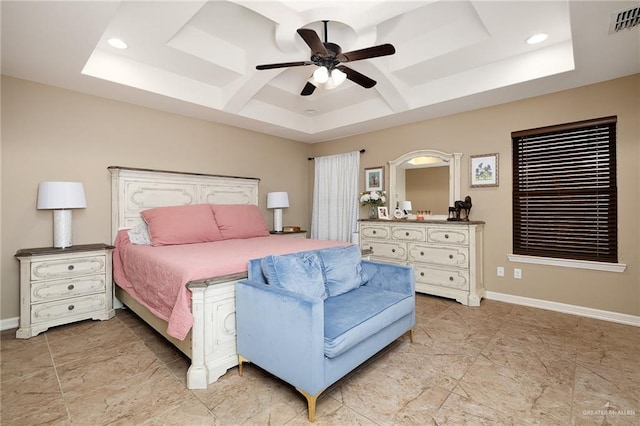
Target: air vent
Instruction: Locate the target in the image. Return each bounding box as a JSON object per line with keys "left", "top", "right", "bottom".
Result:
{"left": 609, "top": 5, "right": 640, "bottom": 33}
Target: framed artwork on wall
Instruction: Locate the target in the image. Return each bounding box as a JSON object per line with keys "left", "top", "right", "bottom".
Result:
{"left": 365, "top": 167, "right": 384, "bottom": 191}
{"left": 470, "top": 153, "right": 499, "bottom": 187}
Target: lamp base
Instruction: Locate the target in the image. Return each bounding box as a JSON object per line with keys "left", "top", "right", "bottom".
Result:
{"left": 273, "top": 209, "right": 283, "bottom": 232}
{"left": 53, "top": 209, "right": 73, "bottom": 248}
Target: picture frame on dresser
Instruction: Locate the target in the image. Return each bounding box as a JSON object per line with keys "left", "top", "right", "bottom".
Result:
{"left": 365, "top": 167, "right": 384, "bottom": 191}
{"left": 469, "top": 153, "right": 499, "bottom": 187}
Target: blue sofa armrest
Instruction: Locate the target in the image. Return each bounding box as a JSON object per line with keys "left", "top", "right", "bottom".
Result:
{"left": 361, "top": 260, "right": 415, "bottom": 295}
{"left": 236, "top": 279, "right": 326, "bottom": 394}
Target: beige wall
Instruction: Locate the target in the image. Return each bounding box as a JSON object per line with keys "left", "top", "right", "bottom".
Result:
{"left": 1, "top": 76, "right": 313, "bottom": 320}
{"left": 311, "top": 74, "right": 640, "bottom": 317}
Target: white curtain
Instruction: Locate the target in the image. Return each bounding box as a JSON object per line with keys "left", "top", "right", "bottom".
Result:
{"left": 311, "top": 151, "right": 360, "bottom": 241}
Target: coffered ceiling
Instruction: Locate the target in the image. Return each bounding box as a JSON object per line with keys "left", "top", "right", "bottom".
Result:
{"left": 2, "top": 1, "right": 638, "bottom": 142}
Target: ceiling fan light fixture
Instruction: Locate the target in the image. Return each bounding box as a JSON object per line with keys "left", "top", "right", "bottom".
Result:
{"left": 313, "top": 66, "right": 329, "bottom": 83}
{"left": 331, "top": 68, "right": 347, "bottom": 86}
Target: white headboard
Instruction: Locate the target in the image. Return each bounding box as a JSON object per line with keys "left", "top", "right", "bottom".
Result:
{"left": 109, "top": 166, "right": 260, "bottom": 242}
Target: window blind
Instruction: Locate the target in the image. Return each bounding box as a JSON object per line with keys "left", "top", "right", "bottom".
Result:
{"left": 512, "top": 116, "right": 617, "bottom": 263}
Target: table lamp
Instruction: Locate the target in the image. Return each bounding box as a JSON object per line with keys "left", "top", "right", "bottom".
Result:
{"left": 267, "top": 192, "right": 289, "bottom": 232}
{"left": 401, "top": 200, "right": 413, "bottom": 216}
{"left": 37, "top": 181, "right": 87, "bottom": 248}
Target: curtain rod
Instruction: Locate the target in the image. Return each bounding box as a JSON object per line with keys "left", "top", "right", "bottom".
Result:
{"left": 308, "top": 149, "right": 366, "bottom": 161}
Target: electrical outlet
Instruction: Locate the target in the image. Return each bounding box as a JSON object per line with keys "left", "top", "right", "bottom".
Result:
{"left": 497, "top": 266, "right": 504, "bottom": 277}
{"left": 514, "top": 268, "right": 522, "bottom": 279}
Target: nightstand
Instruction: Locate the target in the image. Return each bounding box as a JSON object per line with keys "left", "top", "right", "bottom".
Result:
{"left": 269, "top": 230, "right": 308, "bottom": 239}
{"left": 15, "top": 243, "right": 115, "bottom": 338}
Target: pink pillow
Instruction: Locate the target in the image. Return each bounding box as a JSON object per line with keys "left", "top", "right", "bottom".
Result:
{"left": 141, "top": 204, "right": 223, "bottom": 246}
{"left": 211, "top": 204, "right": 270, "bottom": 239}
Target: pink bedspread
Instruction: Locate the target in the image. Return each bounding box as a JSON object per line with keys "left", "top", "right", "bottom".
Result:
{"left": 113, "top": 230, "right": 348, "bottom": 340}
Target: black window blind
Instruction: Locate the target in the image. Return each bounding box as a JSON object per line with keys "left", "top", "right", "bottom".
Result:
{"left": 512, "top": 116, "right": 617, "bottom": 263}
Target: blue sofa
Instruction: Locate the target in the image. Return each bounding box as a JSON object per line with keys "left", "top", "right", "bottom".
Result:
{"left": 236, "top": 245, "right": 415, "bottom": 422}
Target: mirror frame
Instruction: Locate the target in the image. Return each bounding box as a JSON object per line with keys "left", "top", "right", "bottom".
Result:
{"left": 388, "top": 149, "right": 463, "bottom": 212}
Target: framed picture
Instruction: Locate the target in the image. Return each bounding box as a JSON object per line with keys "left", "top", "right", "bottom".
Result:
{"left": 470, "top": 153, "right": 499, "bottom": 187}
{"left": 377, "top": 206, "right": 390, "bottom": 219}
{"left": 365, "top": 167, "right": 384, "bottom": 191}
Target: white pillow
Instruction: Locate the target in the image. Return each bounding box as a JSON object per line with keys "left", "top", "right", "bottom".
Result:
{"left": 127, "top": 222, "right": 151, "bottom": 245}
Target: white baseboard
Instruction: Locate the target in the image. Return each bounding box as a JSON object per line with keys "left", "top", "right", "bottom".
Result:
{"left": 485, "top": 291, "right": 640, "bottom": 327}
{"left": 1, "top": 317, "right": 19, "bottom": 332}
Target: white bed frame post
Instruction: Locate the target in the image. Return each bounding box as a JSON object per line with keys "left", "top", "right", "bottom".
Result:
{"left": 187, "top": 284, "right": 208, "bottom": 389}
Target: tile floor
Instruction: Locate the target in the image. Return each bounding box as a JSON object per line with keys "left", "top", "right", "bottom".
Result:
{"left": 1, "top": 294, "right": 639, "bottom": 425}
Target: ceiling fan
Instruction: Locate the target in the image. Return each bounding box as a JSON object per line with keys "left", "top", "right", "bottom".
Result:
{"left": 256, "top": 21, "right": 396, "bottom": 96}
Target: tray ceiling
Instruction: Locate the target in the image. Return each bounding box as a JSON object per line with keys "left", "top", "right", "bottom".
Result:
{"left": 2, "top": 1, "right": 638, "bottom": 142}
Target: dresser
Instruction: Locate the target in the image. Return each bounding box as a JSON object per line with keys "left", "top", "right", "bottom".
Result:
{"left": 359, "top": 219, "right": 484, "bottom": 306}
{"left": 15, "top": 243, "right": 115, "bottom": 338}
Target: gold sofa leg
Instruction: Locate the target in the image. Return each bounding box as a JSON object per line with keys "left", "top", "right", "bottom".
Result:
{"left": 296, "top": 388, "right": 320, "bottom": 422}
{"left": 409, "top": 328, "right": 414, "bottom": 343}
{"left": 238, "top": 355, "right": 250, "bottom": 376}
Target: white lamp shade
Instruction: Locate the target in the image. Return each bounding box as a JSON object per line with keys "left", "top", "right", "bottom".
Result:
{"left": 313, "top": 66, "right": 329, "bottom": 84}
{"left": 37, "top": 182, "right": 87, "bottom": 209}
{"left": 401, "top": 201, "right": 413, "bottom": 211}
{"left": 267, "top": 192, "right": 289, "bottom": 209}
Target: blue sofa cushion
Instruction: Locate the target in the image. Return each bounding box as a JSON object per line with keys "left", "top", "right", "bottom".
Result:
{"left": 318, "top": 245, "right": 369, "bottom": 297}
{"left": 261, "top": 252, "right": 328, "bottom": 300}
{"left": 323, "top": 286, "right": 413, "bottom": 358}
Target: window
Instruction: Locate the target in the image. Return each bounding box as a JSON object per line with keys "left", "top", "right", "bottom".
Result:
{"left": 512, "top": 116, "right": 617, "bottom": 263}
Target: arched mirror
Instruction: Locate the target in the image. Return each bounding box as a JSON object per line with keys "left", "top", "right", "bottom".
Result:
{"left": 389, "top": 150, "right": 462, "bottom": 219}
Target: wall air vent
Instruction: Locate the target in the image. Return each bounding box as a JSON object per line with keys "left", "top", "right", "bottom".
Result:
{"left": 609, "top": 5, "right": 640, "bottom": 33}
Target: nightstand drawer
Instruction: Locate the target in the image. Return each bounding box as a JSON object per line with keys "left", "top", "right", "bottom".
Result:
{"left": 31, "top": 294, "right": 107, "bottom": 324}
{"left": 31, "top": 275, "right": 106, "bottom": 303}
{"left": 31, "top": 255, "right": 106, "bottom": 281}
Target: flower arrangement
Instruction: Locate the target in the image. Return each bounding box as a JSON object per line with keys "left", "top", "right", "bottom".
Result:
{"left": 360, "top": 190, "right": 387, "bottom": 207}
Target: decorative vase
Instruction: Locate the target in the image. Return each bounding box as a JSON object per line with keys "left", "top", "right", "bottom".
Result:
{"left": 369, "top": 205, "right": 378, "bottom": 219}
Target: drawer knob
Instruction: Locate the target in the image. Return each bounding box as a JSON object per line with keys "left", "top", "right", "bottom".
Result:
{"left": 449, "top": 254, "right": 454, "bottom": 259}
{"left": 68, "top": 305, "right": 75, "bottom": 311}
{"left": 420, "top": 272, "right": 425, "bottom": 277}
{"left": 449, "top": 276, "right": 454, "bottom": 281}
{"left": 444, "top": 234, "right": 449, "bottom": 239}
{"left": 369, "top": 246, "right": 373, "bottom": 250}
{"left": 372, "top": 230, "right": 377, "bottom": 234}
{"left": 405, "top": 232, "right": 409, "bottom": 236}
{"left": 420, "top": 251, "right": 424, "bottom": 256}
{"left": 68, "top": 265, "right": 75, "bottom": 271}
{"left": 67, "top": 284, "right": 75, "bottom": 291}
{"left": 391, "top": 249, "right": 396, "bottom": 253}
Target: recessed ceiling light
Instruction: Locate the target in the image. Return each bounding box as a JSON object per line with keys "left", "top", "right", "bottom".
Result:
{"left": 108, "top": 38, "right": 128, "bottom": 49}
{"left": 526, "top": 33, "right": 548, "bottom": 45}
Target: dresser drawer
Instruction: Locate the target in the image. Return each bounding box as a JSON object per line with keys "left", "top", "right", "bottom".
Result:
{"left": 360, "top": 240, "right": 407, "bottom": 261}
{"left": 414, "top": 264, "right": 469, "bottom": 290}
{"left": 408, "top": 244, "right": 468, "bottom": 267}
{"left": 31, "top": 275, "right": 106, "bottom": 303}
{"left": 31, "top": 255, "right": 106, "bottom": 281}
{"left": 427, "top": 227, "right": 469, "bottom": 245}
{"left": 31, "top": 294, "right": 107, "bottom": 324}
{"left": 391, "top": 226, "right": 426, "bottom": 242}
{"left": 360, "top": 224, "right": 390, "bottom": 239}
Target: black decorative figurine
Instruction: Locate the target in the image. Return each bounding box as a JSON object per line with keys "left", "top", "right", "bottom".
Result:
{"left": 448, "top": 196, "right": 472, "bottom": 221}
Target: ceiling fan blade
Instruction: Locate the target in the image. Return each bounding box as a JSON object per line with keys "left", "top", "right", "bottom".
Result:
{"left": 338, "top": 43, "right": 395, "bottom": 62}
{"left": 256, "top": 61, "right": 313, "bottom": 70}
{"left": 297, "top": 28, "right": 329, "bottom": 56}
{"left": 301, "top": 81, "right": 317, "bottom": 96}
{"left": 336, "top": 65, "right": 377, "bottom": 88}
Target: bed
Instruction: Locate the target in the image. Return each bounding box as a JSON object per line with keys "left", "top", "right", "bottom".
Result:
{"left": 109, "top": 166, "right": 347, "bottom": 389}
